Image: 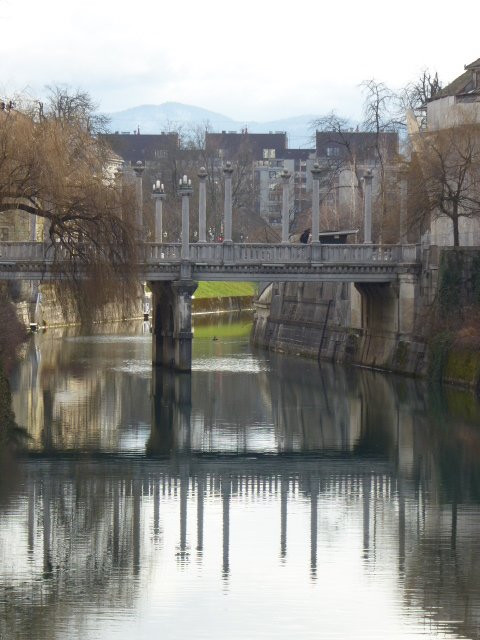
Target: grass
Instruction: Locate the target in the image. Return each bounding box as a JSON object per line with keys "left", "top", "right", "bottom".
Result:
{"left": 194, "top": 282, "right": 257, "bottom": 300}
{"left": 193, "top": 318, "right": 253, "bottom": 339}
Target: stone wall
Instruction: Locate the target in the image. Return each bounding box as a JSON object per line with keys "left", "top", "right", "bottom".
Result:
{"left": 252, "top": 280, "right": 428, "bottom": 376}
{"left": 251, "top": 247, "right": 480, "bottom": 389}
{"left": 11, "top": 281, "right": 144, "bottom": 328}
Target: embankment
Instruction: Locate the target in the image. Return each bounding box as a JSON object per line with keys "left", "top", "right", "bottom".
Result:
{"left": 193, "top": 282, "right": 255, "bottom": 315}
{"left": 251, "top": 247, "right": 480, "bottom": 391}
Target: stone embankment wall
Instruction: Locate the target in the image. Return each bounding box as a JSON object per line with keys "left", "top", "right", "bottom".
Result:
{"left": 252, "top": 281, "right": 428, "bottom": 377}
{"left": 11, "top": 282, "right": 144, "bottom": 328}
{"left": 252, "top": 247, "right": 480, "bottom": 389}
{"left": 427, "top": 249, "right": 480, "bottom": 390}
{"left": 193, "top": 295, "right": 253, "bottom": 314}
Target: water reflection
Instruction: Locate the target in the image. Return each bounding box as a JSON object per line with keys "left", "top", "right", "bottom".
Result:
{"left": 2, "top": 319, "right": 480, "bottom": 639}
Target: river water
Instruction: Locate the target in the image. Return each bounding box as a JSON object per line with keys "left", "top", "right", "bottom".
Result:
{"left": 2, "top": 313, "right": 480, "bottom": 639}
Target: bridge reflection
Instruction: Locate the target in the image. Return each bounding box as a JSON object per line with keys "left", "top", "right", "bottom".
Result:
{"left": 4, "top": 330, "right": 480, "bottom": 638}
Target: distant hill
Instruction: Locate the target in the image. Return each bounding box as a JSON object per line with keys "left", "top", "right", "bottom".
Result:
{"left": 106, "top": 102, "right": 317, "bottom": 149}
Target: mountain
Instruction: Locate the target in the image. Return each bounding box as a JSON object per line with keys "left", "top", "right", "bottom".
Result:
{"left": 106, "top": 102, "right": 318, "bottom": 148}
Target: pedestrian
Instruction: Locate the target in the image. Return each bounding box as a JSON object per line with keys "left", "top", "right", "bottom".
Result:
{"left": 300, "top": 228, "right": 310, "bottom": 244}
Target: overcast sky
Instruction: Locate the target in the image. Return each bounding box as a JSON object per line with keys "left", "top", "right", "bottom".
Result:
{"left": 0, "top": 0, "right": 478, "bottom": 122}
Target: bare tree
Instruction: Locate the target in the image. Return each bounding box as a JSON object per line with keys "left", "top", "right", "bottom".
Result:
{"left": 44, "top": 85, "right": 110, "bottom": 134}
{"left": 409, "top": 122, "right": 480, "bottom": 246}
{"left": 403, "top": 70, "right": 442, "bottom": 112}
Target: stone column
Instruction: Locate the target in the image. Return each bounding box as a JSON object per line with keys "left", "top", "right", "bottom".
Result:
{"left": 399, "top": 168, "right": 408, "bottom": 244}
{"left": 151, "top": 181, "right": 166, "bottom": 243}
{"left": 133, "top": 161, "right": 145, "bottom": 231}
{"left": 198, "top": 167, "right": 208, "bottom": 243}
{"left": 280, "top": 168, "right": 291, "bottom": 244}
{"left": 177, "top": 175, "right": 193, "bottom": 260}
{"left": 172, "top": 279, "right": 198, "bottom": 371}
{"left": 363, "top": 170, "right": 373, "bottom": 244}
{"left": 223, "top": 161, "right": 234, "bottom": 243}
{"left": 311, "top": 163, "right": 322, "bottom": 244}
{"left": 30, "top": 214, "right": 37, "bottom": 242}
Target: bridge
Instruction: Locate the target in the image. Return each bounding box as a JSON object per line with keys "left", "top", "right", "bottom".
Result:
{"left": 0, "top": 238, "right": 422, "bottom": 371}
{"left": 0, "top": 241, "right": 420, "bottom": 282}
{"left": 0, "top": 166, "right": 423, "bottom": 370}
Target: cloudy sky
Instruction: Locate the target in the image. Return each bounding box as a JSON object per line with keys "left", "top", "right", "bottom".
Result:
{"left": 0, "top": 0, "right": 477, "bottom": 121}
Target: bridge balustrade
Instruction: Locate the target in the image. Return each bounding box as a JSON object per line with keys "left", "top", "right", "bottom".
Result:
{"left": 0, "top": 241, "right": 47, "bottom": 260}
{"left": 143, "top": 242, "right": 419, "bottom": 265}
{"left": 0, "top": 241, "right": 421, "bottom": 265}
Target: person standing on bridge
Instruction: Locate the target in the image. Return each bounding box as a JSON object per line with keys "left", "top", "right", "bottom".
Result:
{"left": 300, "top": 228, "right": 311, "bottom": 244}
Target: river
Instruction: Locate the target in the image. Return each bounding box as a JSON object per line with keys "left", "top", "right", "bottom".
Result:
{"left": 2, "top": 313, "right": 480, "bottom": 639}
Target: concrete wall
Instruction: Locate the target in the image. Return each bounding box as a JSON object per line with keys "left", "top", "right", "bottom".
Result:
{"left": 427, "top": 96, "right": 480, "bottom": 131}
{"left": 252, "top": 271, "right": 429, "bottom": 377}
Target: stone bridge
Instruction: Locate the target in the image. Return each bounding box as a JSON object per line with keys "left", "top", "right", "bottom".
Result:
{"left": 0, "top": 239, "right": 423, "bottom": 371}
{"left": 0, "top": 240, "right": 420, "bottom": 282}
{"left": 0, "top": 166, "right": 423, "bottom": 371}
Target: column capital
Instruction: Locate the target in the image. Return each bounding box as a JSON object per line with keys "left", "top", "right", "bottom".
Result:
{"left": 133, "top": 160, "right": 145, "bottom": 177}
{"left": 223, "top": 161, "right": 234, "bottom": 177}
{"left": 197, "top": 166, "right": 208, "bottom": 182}
{"left": 311, "top": 162, "right": 323, "bottom": 180}
{"left": 363, "top": 169, "right": 373, "bottom": 183}
{"left": 280, "top": 168, "right": 291, "bottom": 183}
{"left": 172, "top": 279, "right": 198, "bottom": 297}
{"left": 177, "top": 186, "right": 193, "bottom": 197}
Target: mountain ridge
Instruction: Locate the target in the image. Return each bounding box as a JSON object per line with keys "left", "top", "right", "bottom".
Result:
{"left": 105, "top": 102, "right": 318, "bottom": 148}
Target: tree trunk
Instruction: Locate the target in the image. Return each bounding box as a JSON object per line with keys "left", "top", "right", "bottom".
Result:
{"left": 452, "top": 217, "right": 460, "bottom": 246}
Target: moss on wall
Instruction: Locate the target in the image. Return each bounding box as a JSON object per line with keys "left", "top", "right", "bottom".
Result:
{"left": 444, "top": 348, "right": 480, "bottom": 389}
{"left": 0, "top": 362, "right": 17, "bottom": 449}
{"left": 428, "top": 332, "right": 453, "bottom": 382}
{"left": 438, "top": 251, "right": 463, "bottom": 313}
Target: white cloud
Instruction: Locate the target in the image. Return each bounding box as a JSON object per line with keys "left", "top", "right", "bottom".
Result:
{"left": 0, "top": 0, "right": 477, "bottom": 120}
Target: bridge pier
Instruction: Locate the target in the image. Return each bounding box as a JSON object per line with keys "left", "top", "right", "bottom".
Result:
{"left": 150, "top": 279, "right": 198, "bottom": 371}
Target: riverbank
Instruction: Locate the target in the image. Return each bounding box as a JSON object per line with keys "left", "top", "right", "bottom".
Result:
{"left": 193, "top": 282, "right": 255, "bottom": 314}
{"left": 251, "top": 248, "right": 480, "bottom": 392}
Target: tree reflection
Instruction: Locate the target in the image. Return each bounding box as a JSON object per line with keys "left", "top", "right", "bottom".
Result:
{"left": 3, "top": 325, "right": 480, "bottom": 638}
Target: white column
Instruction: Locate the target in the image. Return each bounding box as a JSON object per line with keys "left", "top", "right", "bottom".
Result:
{"left": 280, "top": 169, "right": 291, "bottom": 244}
{"left": 133, "top": 161, "right": 145, "bottom": 231}
{"left": 399, "top": 169, "right": 408, "bottom": 244}
{"left": 311, "top": 163, "right": 322, "bottom": 244}
{"left": 152, "top": 181, "right": 166, "bottom": 243}
{"left": 198, "top": 167, "right": 207, "bottom": 243}
{"left": 30, "top": 214, "right": 37, "bottom": 242}
{"left": 223, "top": 162, "right": 234, "bottom": 243}
{"left": 177, "top": 176, "right": 193, "bottom": 260}
{"left": 363, "top": 170, "right": 373, "bottom": 244}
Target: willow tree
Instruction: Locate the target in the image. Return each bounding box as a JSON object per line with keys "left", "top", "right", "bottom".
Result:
{"left": 0, "top": 94, "right": 139, "bottom": 322}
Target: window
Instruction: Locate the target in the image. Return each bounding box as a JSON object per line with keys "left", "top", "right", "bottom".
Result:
{"left": 263, "top": 148, "right": 276, "bottom": 159}
{"left": 269, "top": 171, "right": 277, "bottom": 179}
{"left": 0, "top": 227, "right": 9, "bottom": 241}
{"left": 326, "top": 146, "right": 340, "bottom": 157}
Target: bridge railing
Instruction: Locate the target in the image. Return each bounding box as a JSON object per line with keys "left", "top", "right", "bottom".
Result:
{"left": 0, "top": 241, "right": 421, "bottom": 266}
{"left": 0, "top": 241, "right": 48, "bottom": 260}
{"left": 145, "top": 243, "right": 421, "bottom": 264}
